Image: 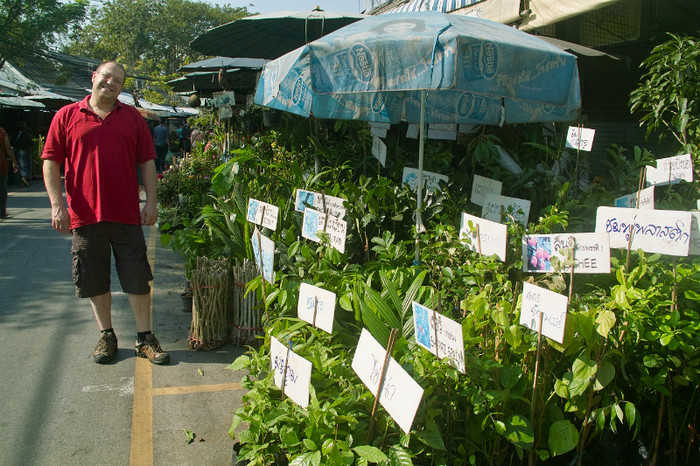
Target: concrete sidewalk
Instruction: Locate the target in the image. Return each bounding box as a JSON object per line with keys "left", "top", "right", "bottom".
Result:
{"left": 0, "top": 180, "right": 246, "bottom": 466}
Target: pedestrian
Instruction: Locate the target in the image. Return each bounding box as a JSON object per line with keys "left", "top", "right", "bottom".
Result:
{"left": 13, "top": 121, "right": 32, "bottom": 187}
{"left": 152, "top": 120, "right": 169, "bottom": 172}
{"left": 0, "top": 125, "right": 20, "bottom": 219}
{"left": 179, "top": 121, "right": 192, "bottom": 157}
{"left": 42, "top": 60, "right": 170, "bottom": 365}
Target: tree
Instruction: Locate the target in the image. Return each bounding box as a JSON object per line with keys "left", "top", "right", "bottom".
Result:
{"left": 66, "top": 0, "right": 251, "bottom": 76}
{"left": 0, "top": 0, "right": 87, "bottom": 69}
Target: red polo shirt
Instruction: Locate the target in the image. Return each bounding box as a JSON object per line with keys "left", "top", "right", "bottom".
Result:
{"left": 42, "top": 96, "right": 156, "bottom": 229}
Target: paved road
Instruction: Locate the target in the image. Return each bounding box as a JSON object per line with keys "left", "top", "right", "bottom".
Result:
{"left": 0, "top": 180, "right": 246, "bottom": 466}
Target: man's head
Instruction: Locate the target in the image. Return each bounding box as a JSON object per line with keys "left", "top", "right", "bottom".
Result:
{"left": 91, "top": 61, "right": 126, "bottom": 103}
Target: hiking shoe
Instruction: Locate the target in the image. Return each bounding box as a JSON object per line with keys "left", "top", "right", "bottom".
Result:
{"left": 93, "top": 330, "right": 118, "bottom": 364}
{"left": 135, "top": 334, "right": 170, "bottom": 365}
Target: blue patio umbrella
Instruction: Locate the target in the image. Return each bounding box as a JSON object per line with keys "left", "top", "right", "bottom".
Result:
{"left": 255, "top": 11, "right": 581, "bottom": 261}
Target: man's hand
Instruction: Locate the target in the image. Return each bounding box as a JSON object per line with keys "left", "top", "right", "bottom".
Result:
{"left": 141, "top": 201, "right": 158, "bottom": 226}
{"left": 52, "top": 204, "right": 71, "bottom": 234}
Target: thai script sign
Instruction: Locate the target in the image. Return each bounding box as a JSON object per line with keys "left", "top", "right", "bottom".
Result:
{"left": 614, "top": 186, "right": 655, "bottom": 209}
{"left": 646, "top": 154, "right": 693, "bottom": 186}
{"left": 520, "top": 282, "right": 568, "bottom": 344}
{"left": 251, "top": 227, "right": 275, "bottom": 283}
{"left": 690, "top": 212, "right": 700, "bottom": 256}
{"left": 302, "top": 208, "right": 347, "bottom": 254}
{"left": 471, "top": 174, "right": 502, "bottom": 207}
{"left": 565, "top": 126, "right": 595, "bottom": 151}
{"left": 595, "top": 206, "right": 691, "bottom": 257}
{"left": 402, "top": 167, "right": 449, "bottom": 193}
{"left": 352, "top": 328, "right": 424, "bottom": 434}
{"left": 271, "top": 336, "right": 312, "bottom": 409}
{"left": 247, "top": 198, "right": 279, "bottom": 231}
{"left": 295, "top": 189, "right": 346, "bottom": 218}
{"left": 482, "top": 194, "right": 531, "bottom": 227}
{"left": 412, "top": 302, "right": 465, "bottom": 374}
{"left": 297, "top": 283, "right": 336, "bottom": 334}
{"left": 459, "top": 212, "right": 507, "bottom": 261}
{"left": 523, "top": 233, "right": 610, "bottom": 274}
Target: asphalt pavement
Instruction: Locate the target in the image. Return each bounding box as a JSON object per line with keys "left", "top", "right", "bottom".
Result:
{"left": 0, "top": 179, "right": 247, "bottom": 466}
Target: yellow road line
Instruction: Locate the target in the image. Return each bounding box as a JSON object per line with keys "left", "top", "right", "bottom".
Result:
{"left": 152, "top": 382, "right": 243, "bottom": 396}
{"left": 129, "top": 225, "right": 157, "bottom": 466}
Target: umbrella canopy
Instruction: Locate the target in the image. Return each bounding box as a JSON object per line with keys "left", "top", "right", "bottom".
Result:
{"left": 190, "top": 9, "right": 368, "bottom": 60}
{"left": 255, "top": 11, "right": 582, "bottom": 261}
{"left": 384, "top": 0, "right": 481, "bottom": 13}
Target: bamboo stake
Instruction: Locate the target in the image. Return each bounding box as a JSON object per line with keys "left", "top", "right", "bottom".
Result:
{"left": 568, "top": 237, "right": 577, "bottom": 304}
{"left": 528, "top": 311, "right": 545, "bottom": 466}
{"left": 312, "top": 296, "right": 318, "bottom": 329}
{"left": 475, "top": 224, "right": 482, "bottom": 256}
{"left": 626, "top": 167, "right": 647, "bottom": 271}
{"left": 367, "top": 328, "right": 399, "bottom": 444}
{"left": 280, "top": 339, "right": 292, "bottom": 401}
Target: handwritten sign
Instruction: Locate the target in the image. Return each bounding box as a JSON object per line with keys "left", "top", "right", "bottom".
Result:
{"left": 251, "top": 227, "right": 275, "bottom": 283}
{"left": 646, "top": 153, "right": 694, "bottom": 186}
{"left": 614, "top": 186, "right": 655, "bottom": 209}
{"left": 352, "top": 328, "right": 424, "bottom": 434}
{"left": 482, "top": 194, "right": 531, "bottom": 227}
{"left": 297, "top": 283, "right": 336, "bottom": 333}
{"left": 520, "top": 282, "right": 568, "bottom": 344}
{"left": 595, "top": 206, "right": 691, "bottom": 257}
{"left": 565, "top": 126, "right": 595, "bottom": 151}
{"left": 271, "top": 336, "right": 312, "bottom": 409}
{"left": 295, "top": 189, "right": 346, "bottom": 218}
{"left": 459, "top": 212, "right": 508, "bottom": 261}
{"left": 470, "top": 174, "right": 502, "bottom": 207}
{"left": 372, "top": 136, "right": 387, "bottom": 167}
{"left": 402, "top": 167, "right": 449, "bottom": 194}
{"left": 522, "top": 233, "right": 610, "bottom": 274}
{"left": 247, "top": 198, "right": 279, "bottom": 231}
{"left": 302, "top": 208, "right": 347, "bottom": 254}
{"left": 690, "top": 212, "right": 700, "bottom": 256}
{"left": 412, "top": 302, "right": 465, "bottom": 373}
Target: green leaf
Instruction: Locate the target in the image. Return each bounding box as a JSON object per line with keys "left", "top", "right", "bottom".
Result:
{"left": 389, "top": 446, "right": 414, "bottom": 465}
{"left": 289, "top": 451, "right": 322, "bottom": 466}
{"left": 303, "top": 438, "right": 318, "bottom": 451}
{"left": 548, "top": 420, "right": 578, "bottom": 456}
{"left": 352, "top": 445, "right": 389, "bottom": 462}
{"left": 183, "top": 429, "right": 195, "bottom": 444}
{"left": 503, "top": 414, "right": 534, "bottom": 450}
{"left": 594, "top": 361, "right": 615, "bottom": 391}
{"left": 595, "top": 310, "right": 616, "bottom": 339}
{"left": 227, "top": 355, "right": 250, "bottom": 371}
{"left": 416, "top": 419, "right": 446, "bottom": 450}
{"left": 570, "top": 354, "right": 597, "bottom": 397}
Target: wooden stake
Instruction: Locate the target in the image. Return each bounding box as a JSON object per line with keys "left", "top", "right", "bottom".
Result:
{"left": 311, "top": 296, "right": 318, "bottom": 328}
{"left": 475, "top": 223, "right": 482, "bottom": 256}
{"left": 255, "top": 227, "right": 269, "bottom": 322}
{"left": 528, "top": 312, "right": 545, "bottom": 466}
{"left": 568, "top": 237, "right": 576, "bottom": 304}
{"left": 626, "top": 167, "right": 646, "bottom": 270}
{"left": 432, "top": 309, "right": 440, "bottom": 360}
{"left": 280, "top": 339, "right": 292, "bottom": 401}
{"left": 367, "top": 328, "right": 399, "bottom": 443}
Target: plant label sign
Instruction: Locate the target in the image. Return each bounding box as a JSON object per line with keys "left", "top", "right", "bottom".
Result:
{"left": 295, "top": 189, "right": 346, "bottom": 218}
{"left": 646, "top": 154, "right": 694, "bottom": 186}
{"left": 520, "top": 282, "right": 568, "bottom": 344}
{"left": 470, "top": 174, "right": 502, "bottom": 207}
{"left": 459, "top": 212, "right": 507, "bottom": 261}
{"left": 297, "top": 283, "right": 336, "bottom": 334}
{"left": 690, "top": 212, "right": 700, "bottom": 256}
{"left": 402, "top": 167, "right": 449, "bottom": 194}
{"left": 614, "top": 186, "right": 655, "bottom": 209}
{"left": 369, "top": 122, "right": 390, "bottom": 138}
{"left": 428, "top": 123, "right": 458, "bottom": 140}
{"left": 247, "top": 198, "right": 279, "bottom": 231}
{"left": 482, "top": 194, "right": 531, "bottom": 227}
{"left": 251, "top": 227, "right": 275, "bottom": 283}
{"left": 523, "top": 233, "right": 610, "bottom": 274}
{"left": 372, "top": 136, "right": 387, "bottom": 167}
{"left": 595, "top": 206, "right": 692, "bottom": 257}
{"left": 352, "top": 328, "right": 424, "bottom": 434}
{"left": 565, "top": 126, "right": 595, "bottom": 151}
{"left": 271, "top": 336, "right": 312, "bottom": 409}
{"left": 412, "top": 302, "right": 466, "bottom": 374}
{"left": 302, "top": 208, "right": 347, "bottom": 254}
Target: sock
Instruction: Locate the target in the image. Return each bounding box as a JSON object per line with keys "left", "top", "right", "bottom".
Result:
{"left": 102, "top": 328, "right": 115, "bottom": 335}
{"left": 137, "top": 331, "right": 152, "bottom": 343}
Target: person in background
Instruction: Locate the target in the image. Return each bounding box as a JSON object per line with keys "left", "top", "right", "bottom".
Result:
{"left": 42, "top": 60, "right": 170, "bottom": 365}
{"left": 0, "top": 126, "right": 20, "bottom": 219}
{"left": 14, "top": 121, "right": 32, "bottom": 187}
{"left": 152, "top": 120, "right": 169, "bottom": 172}
{"left": 179, "top": 121, "right": 192, "bottom": 157}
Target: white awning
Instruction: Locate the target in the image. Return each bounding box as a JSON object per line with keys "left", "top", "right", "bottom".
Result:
{"left": 0, "top": 95, "right": 46, "bottom": 109}
{"left": 452, "top": 0, "right": 521, "bottom": 24}
{"left": 520, "top": 0, "right": 623, "bottom": 31}
{"left": 384, "top": 0, "right": 482, "bottom": 13}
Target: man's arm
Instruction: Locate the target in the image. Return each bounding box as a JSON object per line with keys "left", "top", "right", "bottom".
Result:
{"left": 139, "top": 159, "right": 158, "bottom": 226}
{"left": 43, "top": 159, "right": 71, "bottom": 234}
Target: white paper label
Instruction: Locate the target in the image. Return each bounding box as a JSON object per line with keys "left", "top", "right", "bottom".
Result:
{"left": 523, "top": 233, "right": 610, "bottom": 274}
{"left": 482, "top": 194, "right": 531, "bottom": 227}
{"left": 294, "top": 189, "right": 346, "bottom": 218}
{"left": 459, "top": 212, "right": 508, "bottom": 261}
{"left": 251, "top": 227, "right": 275, "bottom": 283}
{"left": 352, "top": 329, "right": 424, "bottom": 434}
{"left": 271, "top": 336, "right": 312, "bottom": 409}
{"left": 614, "top": 186, "right": 655, "bottom": 209}
{"left": 301, "top": 208, "right": 347, "bottom": 254}
{"left": 565, "top": 126, "right": 595, "bottom": 151}
{"left": 690, "top": 212, "right": 700, "bottom": 256}
{"left": 412, "top": 302, "right": 465, "bottom": 373}
{"left": 247, "top": 198, "right": 279, "bottom": 230}
{"left": 369, "top": 122, "right": 390, "bottom": 138}
{"left": 402, "top": 167, "right": 449, "bottom": 194}
{"left": 471, "top": 174, "right": 503, "bottom": 207}
{"left": 297, "top": 283, "right": 336, "bottom": 333}
{"left": 520, "top": 282, "right": 568, "bottom": 344}
{"left": 646, "top": 154, "right": 694, "bottom": 186}
{"left": 595, "top": 206, "right": 691, "bottom": 257}
{"left": 372, "top": 136, "right": 387, "bottom": 167}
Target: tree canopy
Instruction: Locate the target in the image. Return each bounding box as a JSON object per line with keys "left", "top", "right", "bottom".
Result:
{"left": 65, "top": 0, "right": 251, "bottom": 76}
{"left": 0, "top": 0, "right": 87, "bottom": 69}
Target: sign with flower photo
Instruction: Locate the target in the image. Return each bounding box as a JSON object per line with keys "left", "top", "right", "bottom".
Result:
{"left": 523, "top": 233, "right": 610, "bottom": 274}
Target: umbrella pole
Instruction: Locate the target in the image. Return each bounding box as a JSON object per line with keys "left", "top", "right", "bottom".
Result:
{"left": 414, "top": 89, "right": 426, "bottom": 265}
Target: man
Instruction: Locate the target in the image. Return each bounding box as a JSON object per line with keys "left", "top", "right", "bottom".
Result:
{"left": 42, "top": 61, "right": 169, "bottom": 365}
{"left": 152, "top": 120, "right": 169, "bottom": 172}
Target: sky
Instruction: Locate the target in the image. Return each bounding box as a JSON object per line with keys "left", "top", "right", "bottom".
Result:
{"left": 203, "top": 1, "right": 364, "bottom": 15}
